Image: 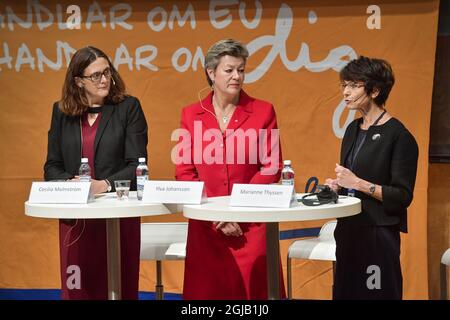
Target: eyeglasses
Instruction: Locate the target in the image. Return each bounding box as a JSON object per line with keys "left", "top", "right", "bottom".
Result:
{"left": 339, "top": 82, "right": 365, "bottom": 91}
{"left": 81, "top": 68, "right": 112, "bottom": 83}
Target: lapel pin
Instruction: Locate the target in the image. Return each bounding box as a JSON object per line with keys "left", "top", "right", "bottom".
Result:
{"left": 372, "top": 133, "right": 381, "bottom": 141}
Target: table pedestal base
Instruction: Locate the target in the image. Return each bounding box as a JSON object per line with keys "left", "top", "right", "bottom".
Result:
{"left": 106, "top": 219, "right": 122, "bottom": 300}
{"left": 266, "top": 222, "right": 280, "bottom": 300}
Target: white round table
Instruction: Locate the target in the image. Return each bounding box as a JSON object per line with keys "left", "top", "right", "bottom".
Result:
{"left": 183, "top": 194, "right": 361, "bottom": 300}
{"left": 25, "top": 191, "right": 177, "bottom": 300}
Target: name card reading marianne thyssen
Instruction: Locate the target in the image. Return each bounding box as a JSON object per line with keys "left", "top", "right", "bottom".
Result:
{"left": 142, "top": 180, "right": 206, "bottom": 204}
{"left": 230, "top": 184, "right": 296, "bottom": 208}
{"left": 28, "top": 181, "right": 91, "bottom": 204}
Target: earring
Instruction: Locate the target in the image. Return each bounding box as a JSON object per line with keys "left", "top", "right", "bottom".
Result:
{"left": 112, "top": 78, "right": 116, "bottom": 86}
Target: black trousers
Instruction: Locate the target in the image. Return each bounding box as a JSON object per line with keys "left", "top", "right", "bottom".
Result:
{"left": 333, "top": 222, "right": 402, "bottom": 300}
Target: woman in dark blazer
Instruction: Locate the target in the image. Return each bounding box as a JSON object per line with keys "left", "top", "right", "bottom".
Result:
{"left": 325, "top": 56, "right": 418, "bottom": 299}
{"left": 44, "top": 46, "right": 148, "bottom": 299}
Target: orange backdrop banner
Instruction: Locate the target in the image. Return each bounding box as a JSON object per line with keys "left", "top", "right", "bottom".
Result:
{"left": 0, "top": 0, "right": 438, "bottom": 299}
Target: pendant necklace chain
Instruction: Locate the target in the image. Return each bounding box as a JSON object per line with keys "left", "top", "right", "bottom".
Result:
{"left": 213, "top": 95, "right": 235, "bottom": 124}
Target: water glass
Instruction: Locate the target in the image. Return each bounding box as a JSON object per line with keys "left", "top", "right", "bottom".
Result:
{"left": 114, "top": 180, "right": 130, "bottom": 200}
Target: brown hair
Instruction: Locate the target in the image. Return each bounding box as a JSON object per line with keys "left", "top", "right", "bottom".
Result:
{"left": 340, "top": 56, "right": 395, "bottom": 106}
{"left": 59, "top": 46, "right": 127, "bottom": 116}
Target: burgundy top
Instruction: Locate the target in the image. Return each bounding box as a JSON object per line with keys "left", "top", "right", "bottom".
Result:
{"left": 81, "top": 113, "right": 101, "bottom": 179}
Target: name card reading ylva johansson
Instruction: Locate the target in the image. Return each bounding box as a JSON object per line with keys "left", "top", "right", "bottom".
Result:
{"left": 28, "top": 181, "right": 91, "bottom": 204}
{"left": 230, "top": 184, "right": 296, "bottom": 208}
{"left": 142, "top": 180, "right": 206, "bottom": 204}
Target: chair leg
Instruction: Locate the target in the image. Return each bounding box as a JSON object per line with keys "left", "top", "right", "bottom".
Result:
{"left": 441, "top": 263, "right": 448, "bottom": 300}
{"left": 155, "top": 260, "right": 164, "bottom": 300}
{"left": 287, "top": 257, "right": 292, "bottom": 300}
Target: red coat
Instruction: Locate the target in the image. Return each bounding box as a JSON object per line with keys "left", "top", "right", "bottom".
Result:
{"left": 176, "top": 90, "right": 285, "bottom": 299}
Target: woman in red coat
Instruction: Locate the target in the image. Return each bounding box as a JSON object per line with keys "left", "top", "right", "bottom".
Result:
{"left": 175, "top": 39, "right": 284, "bottom": 299}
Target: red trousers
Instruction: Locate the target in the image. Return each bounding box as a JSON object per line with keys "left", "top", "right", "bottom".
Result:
{"left": 58, "top": 217, "right": 140, "bottom": 300}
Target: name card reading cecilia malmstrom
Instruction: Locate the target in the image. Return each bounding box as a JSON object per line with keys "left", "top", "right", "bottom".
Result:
{"left": 28, "top": 182, "right": 91, "bottom": 204}
{"left": 230, "top": 184, "right": 296, "bottom": 208}
{"left": 142, "top": 181, "right": 206, "bottom": 204}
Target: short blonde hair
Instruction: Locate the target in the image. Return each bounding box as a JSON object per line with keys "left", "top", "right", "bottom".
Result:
{"left": 204, "top": 39, "right": 249, "bottom": 86}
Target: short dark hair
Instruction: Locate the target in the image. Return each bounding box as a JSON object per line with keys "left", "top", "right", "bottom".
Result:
{"left": 204, "top": 39, "right": 249, "bottom": 86}
{"left": 340, "top": 56, "right": 395, "bottom": 106}
{"left": 59, "top": 46, "right": 127, "bottom": 116}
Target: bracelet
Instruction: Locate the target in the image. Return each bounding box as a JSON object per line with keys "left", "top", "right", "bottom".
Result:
{"left": 104, "top": 179, "right": 112, "bottom": 192}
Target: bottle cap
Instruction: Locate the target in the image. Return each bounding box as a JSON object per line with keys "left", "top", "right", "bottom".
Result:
{"left": 81, "top": 158, "right": 88, "bottom": 163}
{"left": 283, "top": 160, "right": 291, "bottom": 166}
{"left": 138, "top": 157, "right": 146, "bottom": 163}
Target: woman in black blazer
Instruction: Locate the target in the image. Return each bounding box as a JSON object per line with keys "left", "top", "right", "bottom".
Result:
{"left": 44, "top": 46, "right": 148, "bottom": 299}
{"left": 325, "top": 56, "right": 418, "bottom": 299}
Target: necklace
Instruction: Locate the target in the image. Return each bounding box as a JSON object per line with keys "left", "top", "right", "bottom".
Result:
{"left": 213, "top": 96, "right": 235, "bottom": 124}
{"left": 222, "top": 113, "right": 231, "bottom": 124}
{"left": 220, "top": 108, "right": 235, "bottom": 124}
{"left": 87, "top": 106, "right": 104, "bottom": 113}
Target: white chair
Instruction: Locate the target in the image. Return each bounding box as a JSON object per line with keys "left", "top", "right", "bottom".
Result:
{"left": 140, "top": 222, "right": 188, "bottom": 300}
{"left": 287, "top": 220, "right": 337, "bottom": 299}
{"left": 440, "top": 248, "right": 450, "bottom": 300}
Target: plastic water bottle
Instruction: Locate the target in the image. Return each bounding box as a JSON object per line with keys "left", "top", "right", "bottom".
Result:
{"left": 136, "top": 157, "right": 148, "bottom": 200}
{"left": 281, "top": 160, "right": 295, "bottom": 186}
{"left": 79, "top": 158, "right": 91, "bottom": 182}
{"left": 281, "top": 160, "right": 297, "bottom": 206}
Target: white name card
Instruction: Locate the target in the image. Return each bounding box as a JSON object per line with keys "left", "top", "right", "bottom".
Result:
{"left": 142, "top": 181, "right": 206, "bottom": 204}
{"left": 28, "top": 182, "right": 91, "bottom": 204}
{"left": 230, "top": 184, "right": 297, "bottom": 208}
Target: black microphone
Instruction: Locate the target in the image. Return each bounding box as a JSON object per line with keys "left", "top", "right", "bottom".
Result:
{"left": 352, "top": 92, "right": 366, "bottom": 103}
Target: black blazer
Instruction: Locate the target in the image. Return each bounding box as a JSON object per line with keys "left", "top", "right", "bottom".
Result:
{"left": 44, "top": 96, "right": 148, "bottom": 191}
{"left": 339, "top": 117, "right": 418, "bottom": 232}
